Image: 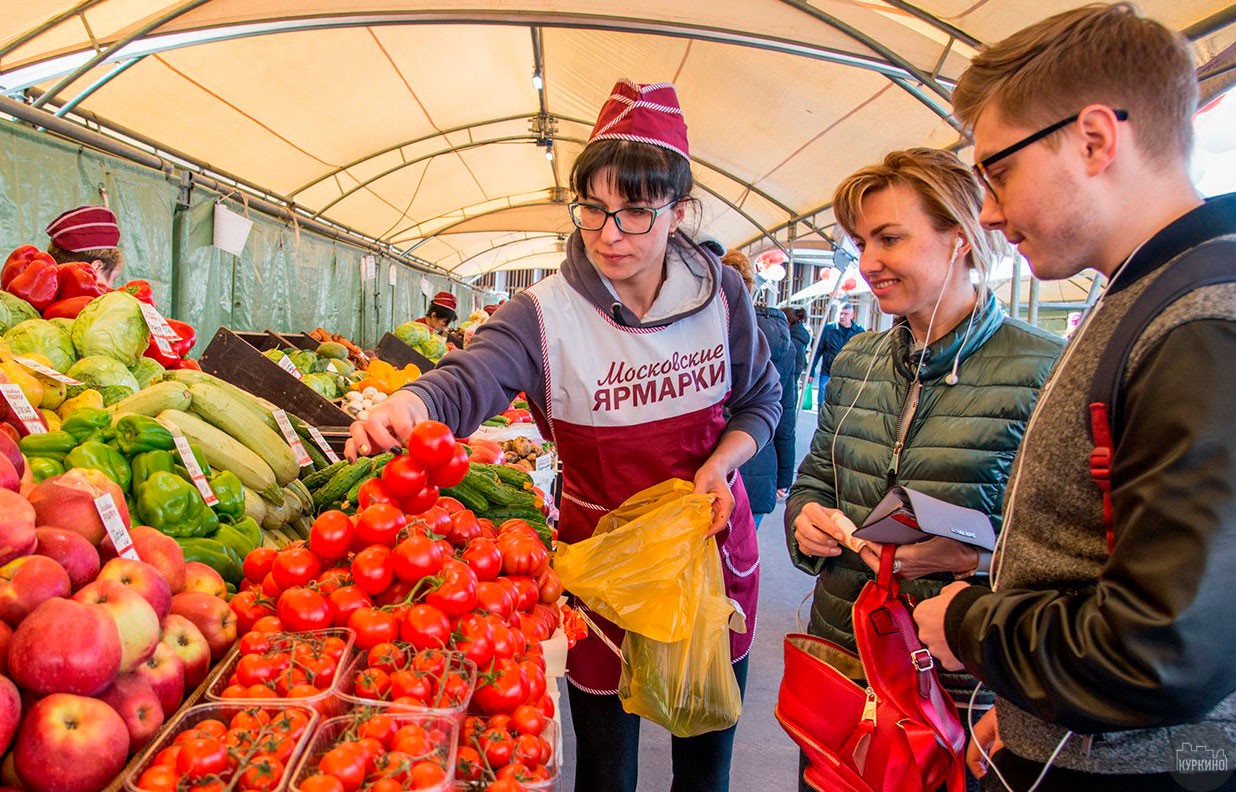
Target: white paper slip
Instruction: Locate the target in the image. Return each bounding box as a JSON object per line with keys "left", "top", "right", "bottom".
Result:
{"left": 138, "top": 302, "right": 181, "bottom": 339}
{"left": 276, "top": 354, "right": 303, "bottom": 380}
{"left": 273, "top": 409, "right": 313, "bottom": 467}
{"left": 307, "top": 425, "right": 341, "bottom": 464}
{"left": 95, "top": 493, "right": 138, "bottom": 560}
{"left": 13, "top": 356, "right": 82, "bottom": 385}
{"left": 0, "top": 384, "right": 45, "bottom": 434}
{"left": 174, "top": 435, "right": 219, "bottom": 506}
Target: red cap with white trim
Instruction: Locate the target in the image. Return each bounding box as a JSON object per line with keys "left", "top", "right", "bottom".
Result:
{"left": 45, "top": 205, "right": 120, "bottom": 252}
{"left": 431, "top": 291, "right": 457, "bottom": 312}
{"left": 589, "top": 79, "right": 689, "bottom": 160}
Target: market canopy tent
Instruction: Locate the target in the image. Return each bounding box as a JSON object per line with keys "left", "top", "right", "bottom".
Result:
{"left": 1, "top": 2, "right": 1233, "bottom": 282}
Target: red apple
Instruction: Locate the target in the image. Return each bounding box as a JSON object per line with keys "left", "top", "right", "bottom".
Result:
{"left": 134, "top": 642, "right": 183, "bottom": 719}
{"left": 1, "top": 752, "right": 22, "bottom": 789}
{"left": 73, "top": 580, "right": 160, "bottom": 673}
{"left": 0, "top": 621, "right": 10, "bottom": 675}
{"left": 183, "top": 561, "right": 226, "bottom": 598}
{"left": 0, "top": 432, "right": 22, "bottom": 480}
{"left": 0, "top": 456, "right": 17, "bottom": 493}
{"left": 0, "top": 674, "right": 19, "bottom": 754}
{"left": 26, "top": 469, "right": 128, "bottom": 547}
{"left": 159, "top": 614, "right": 211, "bottom": 689}
{"left": 0, "top": 491, "right": 35, "bottom": 567}
{"left": 0, "top": 555, "right": 70, "bottom": 626}
{"left": 95, "top": 672, "right": 163, "bottom": 752}
{"left": 33, "top": 527, "right": 99, "bottom": 591}
{"left": 169, "top": 591, "right": 236, "bottom": 660}
{"left": 101, "top": 526, "right": 185, "bottom": 594}
{"left": 13, "top": 693, "right": 128, "bottom": 792}
{"left": 8, "top": 598, "right": 121, "bottom": 696}
{"left": 97, "top": 557, "right": 171, "bottom": 620}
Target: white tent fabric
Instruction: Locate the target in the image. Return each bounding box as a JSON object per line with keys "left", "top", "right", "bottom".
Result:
{"left": 1, "top": 2, "right": 1232, "bottom": 281}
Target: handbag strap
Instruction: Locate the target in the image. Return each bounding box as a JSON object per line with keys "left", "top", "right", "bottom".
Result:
{"left": 877, "top": 543, "right": 900, "bottom": 595}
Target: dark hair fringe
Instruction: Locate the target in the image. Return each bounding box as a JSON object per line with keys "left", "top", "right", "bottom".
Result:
{"left": 427, "top": 305, "right": 457, "bottom": 323}
{"left": 570, "top": 139, "right": 694, "bottom": 204}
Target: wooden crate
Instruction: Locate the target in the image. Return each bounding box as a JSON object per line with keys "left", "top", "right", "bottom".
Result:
{"left": 375, "top": 332, "right": 436, "bottom": 372}
{"left": 198, "top": 327, "right": 351, "bottom": 427}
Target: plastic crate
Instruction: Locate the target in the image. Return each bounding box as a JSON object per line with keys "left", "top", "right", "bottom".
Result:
{"left": 124, "top": 702, "right": 317, "bottom": 792}
{"left": 453, "top": 720, "right": 560, "bottom": 792}
{"left": 336, "top": 648, "right": 477, "bottom": 722}
{"left": 205, "top": 628, "right": 355, "bottom": 716}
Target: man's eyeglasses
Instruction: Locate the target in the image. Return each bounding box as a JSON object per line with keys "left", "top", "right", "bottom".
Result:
{"left": 972, "top": 109, "right": 1128, "bottom": 202}
{"left": 568, "top": 199, "right": 680, "bottom": 235}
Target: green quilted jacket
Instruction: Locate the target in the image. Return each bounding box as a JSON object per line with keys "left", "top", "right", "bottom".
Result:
{"left": 784, "top": 292, "right": 1062, "bottom": 702}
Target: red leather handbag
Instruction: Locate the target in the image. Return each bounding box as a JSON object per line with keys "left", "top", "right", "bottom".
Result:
{"left": 776, "top": 546, "right": 966, "bottom": 792}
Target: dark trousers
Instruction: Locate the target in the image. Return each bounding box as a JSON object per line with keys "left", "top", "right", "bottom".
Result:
{"left": 984, "top": 750, "right": 1236, "bottom": 792}
{"left": 567, "top": 656, "right": 750, "bottom": 792}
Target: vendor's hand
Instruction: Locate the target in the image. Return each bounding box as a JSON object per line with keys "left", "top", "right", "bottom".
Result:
{"left": 966, "top": 708, "right": 1003, "bottom": 779}
{"left": 693, "top": 462, "right": 734, "bottom": 537}
{"left": 855, "top": 537, "right": 980, "bottom": 581}
{"left": 912, "top": 581, "right": 969, "bottom": 671}
{"left": 346, "top": 390, "right": 429, "bottom": 460}
{"left": 793, "top": 503, "right": 851, "bottom": 558}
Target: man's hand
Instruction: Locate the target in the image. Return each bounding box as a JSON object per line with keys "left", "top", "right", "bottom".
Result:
{"left": 912, "top": 581, "right": 969, "bottom": 671}
{"left": 855, "top": 537, "right": 980, "bottom": 581}
{"left": 346, "top": 390, "right": 429, "bottom": 460}
{"left": 693, "top": 462, "right": 733, "bottom": 537}
{"left": 966, "top": 708, "right": 1003, "bottom": 779}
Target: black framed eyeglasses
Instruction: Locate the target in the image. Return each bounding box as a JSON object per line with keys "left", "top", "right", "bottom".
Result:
{"left": 972, "top": 108, "right": 1129, "bottom": 202}
{"left": 568, "top": 198, "right": 680, "bottom": 235}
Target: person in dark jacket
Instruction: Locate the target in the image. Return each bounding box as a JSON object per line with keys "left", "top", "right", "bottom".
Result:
{"left": 912, "top": 6, "right": 1236, "bottom": 790}
{"left": 807, "top": 302, "right": 864, "bottom": 387}
{"left": 784, "top": 148, "right": 1062, "bottom": 790}
{"left": 783, "top": 307, "right": 810, "bottom": 411}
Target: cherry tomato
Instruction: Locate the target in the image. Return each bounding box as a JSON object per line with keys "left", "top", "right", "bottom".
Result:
{"left": 357, "top": 713, "right": 400, "bottom": 747}
{"left": 229, "top": 590, "right": 275, "bottom": 635}
{"left": 480, "top": 728, "right": 514, "bottom": 767}
{"left": 328, "top": 585, "right": 372, "bottom": 628}
{"left": 389, "top": 669, "right": 432, "bottom": 702}
{"left": 310, "top": 510, "right": 355, "bottom": 560}
{"left": 298, "top": 774, "right": 345, "bottom": 792}
{"left": 236, "top": 653, "right": 286, "bottom": 686}
{"left": 406, "top": 420, "right": 456, "bottom": 468}
{"left": 353, "top": 667, "right": 391, "bottom": 700}
{"left": 135, "top": 765, "right": 177, "bottom": 792}
{"left": 277, "top": 587, "right": 333, "bottom": 631}
{"left": 175, "top": 737, "right": 227, "bottom": 780}
{"left": 272, "top": 547, "right": 322, "bottom": 590}
{"left": 511, "top": 704, "right": 546, "bottom": 736}
{"left": 243, "top": 546, "right": 277, "bottom": 584}
{"left": 354, "top": 503, "right": 406, "bottom": 548}
{"left": 351, "top": 545, "right": 394, "bottom": 595}
{"left": 410, "top": 760, "right": 448, "bottom": 788}
{"left": 238, "top": 755, "right": 284, "bottom": 791}
{"left": 463, "top": 538, "right": 503, "bottom": 582}
{"left": 392, "top": 533, "right": 445, "bottom": 583}
{"left": 347, "top": 606, "right": 401, "bottom": 650}
{"left": 318, "top": 743, "right": 369, "bottom": 791}
{"left": 391, "top": 724, "right": 432, "bottom": 756}
{"left": 252, "top": 615, "right": 284, "bottom": 633}
{"left": 428, "top": 443, "right": 469, "bottom": 488}
{"left": 356, "top": 476, "right": 394, "bottom": 510}
{"left": 400, "top": 603, "right": 452, "bottom": 650}
{"left": 455, "top": 745, "right": 484, "bottom": 782}
{"left": 381, "top": 453, "right": 430, "bottom": 498}
{"left": 366, "top": 641, "right": 406, "bottom": 674}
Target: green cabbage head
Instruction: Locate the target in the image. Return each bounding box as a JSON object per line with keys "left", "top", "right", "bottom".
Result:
{"left": 70, "top": 291, "right": 148, "bottom": 366}
{"left": 5, "top": 319, "right": 76, "bottom": 373}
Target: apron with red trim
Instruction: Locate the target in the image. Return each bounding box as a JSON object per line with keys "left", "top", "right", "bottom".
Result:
{"left": 525, "top": 274, "right": 760, "bottom": 694}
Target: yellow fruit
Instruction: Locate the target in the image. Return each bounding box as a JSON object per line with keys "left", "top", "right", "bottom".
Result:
{"left": 58, "top": 389, "right": 104, "bottom": 419}
{"left": 40, "top": 409, "right": 61, "bottom": 432}
{"left": 0, "top": 360, "right": 43, "bottom": 408}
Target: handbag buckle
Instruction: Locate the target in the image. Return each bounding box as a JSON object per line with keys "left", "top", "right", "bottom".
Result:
{"left": 910, "top": 648, "right": 935, "bottom": 672}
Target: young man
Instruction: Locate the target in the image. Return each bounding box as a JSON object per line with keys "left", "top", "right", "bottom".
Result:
{"left": 807, "top": 302, "right": 863, "bottom": 385}
{"left": 912, "top": 4, "right": 1236, "bottom": 790}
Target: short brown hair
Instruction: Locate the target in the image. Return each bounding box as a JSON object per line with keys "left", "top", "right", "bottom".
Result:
{"left": 833, "top": 148, "right": 1007, "bottom": 294}
{"left": 47, "top": 242, "right": 122, "bottom": 281}
{"left": 952, "top": 3, "right": 1197, "bottom": 164}
{"left": 721, "top": 249, "right": 755, "bottom": 292}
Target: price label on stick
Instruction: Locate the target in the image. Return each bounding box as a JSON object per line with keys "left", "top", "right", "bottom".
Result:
{"left": 138, "top": 302, "right": 181, "bottom": 340}
{"left": 95, "top": 494, "right": 138, "bottom": 560}
{"left": 276, "top": 354, "right": 303, "bottom": 380}
{"left": 12, "top": 357, "right": 82, "bottom": 386}
{"left": 307, "top": 426, "right": 341, "bottom": 464}
{"left": 0, "top": 384, "right": 46, "bottom": 435}
{"left": 173, "top": 435, "right": 219, "bottom": 506}
{"left": 273, "top": 409, "right": 313, "bottom": 467}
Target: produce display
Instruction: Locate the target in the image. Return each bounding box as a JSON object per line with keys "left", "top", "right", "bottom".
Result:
{"left": 393, "top": 321, "right": 447, "bottom": 363}
{"left": 311, "top": 327, "right": 371, "bottom": 370}
{"left": 290, "top": 709, "right": 457, "bottom": 792}
{"left": 261, "top": 342, "right": 367, "bottom": 401}
{"left": 213, "top": 628, "right": 353, "bottom": 712}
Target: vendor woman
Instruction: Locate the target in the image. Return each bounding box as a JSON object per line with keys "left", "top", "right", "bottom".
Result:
{"left": 419, "top": 291, "right": 458, "bottom": 332}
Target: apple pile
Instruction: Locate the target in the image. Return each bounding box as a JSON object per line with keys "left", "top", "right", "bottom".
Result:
{"left": 0, "top": 464, "right": 237, "bottom": 792}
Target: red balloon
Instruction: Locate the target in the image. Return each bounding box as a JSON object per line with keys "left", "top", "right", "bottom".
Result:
{"left": 841, "top": 277, "right": 857, "bottom": 291}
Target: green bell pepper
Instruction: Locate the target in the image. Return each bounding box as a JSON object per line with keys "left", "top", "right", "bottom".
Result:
{"left": 65, "top": 440, "right": 131, "bottom": 492}
{"left": 61, "top": 408, "right": 113, "bottom": 443}
{"left": 215, "top": 516, "right": 261, "bottom": 558}
{"left": 175, "top": 537, "right": 243, "bottom": 585}
{"left": 114, "top": 414, "right": 176, "bottom": 455}
{"left": 173, "top": 443, "right": 212, "bottom": 480}
{"left": 208, "top": 471, "right": 245, "bottom": 522}
{"left": 135, "top": 471, "right": 209, "bottom": 537}
{"left": 131, "top": 450, "right": 177, "bottom": 491}
{"left": 28, "top": 457, "right": 64, "bottom": 483}
{"left": 19, "top": 431, "right": 77, "bottom": 462}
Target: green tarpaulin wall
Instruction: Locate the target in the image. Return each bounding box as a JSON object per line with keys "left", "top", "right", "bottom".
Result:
{"left": 0, "top": 119, "right": 477, "bottom": 353}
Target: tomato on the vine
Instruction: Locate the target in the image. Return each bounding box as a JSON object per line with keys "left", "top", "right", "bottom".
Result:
{"left": 381, "top": 454, "right": 429, "bottom": 498}
{"left": 406, "top": 421, "right": 456, "bottom": 468}
{"left": 399, "top": 603, "right": 451, "bottom": 650}
{"left": 309, "top": 510, "right": 355, "bottom": 560}
{"left": 391, "top": 533, "right": 444, "bottom": 583}
{"left": 425, "top": 559, "right": 478, "bottom": 618}
{"left": 473, "top": 659, "right": 528, "bottom": 715}
{"left": 229, "top": 590, "right": 275, "bottom": 635}
{"left": 354, "top": 503, "right": 406, "bottom": 548}
{"left": 347, "top": 606, "right": 400, "bottom": 650}
{"left": 276, "top": 587, "right": 333, "bottom": 631}
{"left": 428, "top": 443, "right": 469, "bottom": 489}
{"left": 175, "top": 737, "right": 228, "bottom": 779}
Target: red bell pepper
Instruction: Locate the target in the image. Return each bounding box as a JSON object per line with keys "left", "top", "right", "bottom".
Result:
{"left": 56, "top": 262, "right": 109, "bottom": 299}
{"left": 2, "top": 246, "right": 55, "bottom": 291}
{"left": 167, "top": 319, "right": 197, "bottom": 356}
{"left": 6, "top": 257, "right": 60, "bottom": 311}
{"left": 42, "top": 295, "right": 94, "bottom": 320}
{"left": 120, "top": 279, "right": 155, "bottom": 305}
{"left": 171, "top": 358, "right": 201, "bottom": 371}
{"left": 143, "top": 336, "right": 181, "bottom": 368}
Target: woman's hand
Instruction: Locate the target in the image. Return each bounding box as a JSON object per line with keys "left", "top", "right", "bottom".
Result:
{"left": 855, "top": 536, "right": 979, "bottom": 580}
{"left": 693, "top": 461, "right": 734, "bottom": 537}
{"left": 346, "top": 390, "right": 430, "bottom": 460}
{"left": 966, "top": 708, "right": 1003, "bottom": 779}
{"left": 793, "top": 503, "right": 852, "bottom": 558}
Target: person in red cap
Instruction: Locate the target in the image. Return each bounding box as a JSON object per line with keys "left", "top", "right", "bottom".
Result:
{"left": 416, "top": 290, "right": 458, "bottom": 332}
{"left": 45, "top": 205, "right": 123, "bottom": 287}
{"left": 349, "top": 79, "right": 780, "bottom": 792}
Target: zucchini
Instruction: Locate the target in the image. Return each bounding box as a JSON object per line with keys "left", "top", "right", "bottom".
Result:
{"left": 303, "top": 460, "right": 348, "bottom": 490}
{"left": 294, "top": 423, "right": 331, "bottom": 471}
{"left": 286, "top": 479, "right": 315, "bottom": 514}
{"left": 242, "top": 486, "right": 268, "bottom": 526}
{"left": 107, "top": 381, "right": 191, "bottom": 417}
{"left": 188, "top": 382, "right": 300, "bottom": 486}
{"left": 156, "top": 409, "right": 284, "bottom": 504}
{"left": 314, "top": 458, "right": 373, "bottom": 508}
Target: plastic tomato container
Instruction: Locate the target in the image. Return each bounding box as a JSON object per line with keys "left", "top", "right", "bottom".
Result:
{"left": 124, "top": 702, "right": 318, "bottom": 792}
{"left": 205, "top": 628, "right": 355, "bottom": 716}
{"left": 336, "top": 647, "right": 477, "bottom": 721}
{"left": 453, "top": 720, "right": 560, "bottom": 792}
{"left": 289, "top": 708, "right": 460, "bottom": 792}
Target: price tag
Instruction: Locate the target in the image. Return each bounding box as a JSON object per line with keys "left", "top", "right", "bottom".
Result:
{"left": 272, "top": 409, "right": 313, "bottom": 467}
{"left": 13, "top": 357, "right": 82, "bottom": 386}
{"left": 307, "top": 426, "right": 341, "bottom": 464}
{"left": 173, "top": 435, "right": 219, "bottom": 506}
{"left": 95, "top": 493, "right": 138, "bottom": 560}
{"left": 536, "top": 453, "right": 553, "bottom": 472}
{"left": 138, "top": 302, "right": 181, "bottom": 340}
{"left": 151, "top": 335, "right": 174, "bottom": 357}
{"left": 0, "top": 384, "right": 45, "bottom": 435}
{"left": 276, "top": 354, "right": 303, "bottom": 380}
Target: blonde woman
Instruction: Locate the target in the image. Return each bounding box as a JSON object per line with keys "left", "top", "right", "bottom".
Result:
{"left": 784, "top": 147, "right": 1062, "bottom": 789}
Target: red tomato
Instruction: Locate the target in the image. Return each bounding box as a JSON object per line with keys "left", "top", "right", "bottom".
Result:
{"left": 229, "top": 590, "right": 275, "bottom": 635}
{"left": 410, "top": 760, "right": 448, "bottom": 788}
{"left": 351, "top": 545, "right": 394, "bottom": 595}
{"left": 318, "top": 743, "right": 369, "bottom": 791}
{"left": 537, "top": 568, "right": 564, "bottom": 604}
{"left": 389, "top": 669, "right": 432, "bottom": 702}
{"left": 236, "top": 653, "right": 286, "bottom": 686}
{"left": 520, "top": 660, "right": 547, "bottom": 703}
{"left": 310, "top": 510, "right": 355, "bottom": 560}
{"left": 272, "top": 547, "right": 322, "bottom": 590}
{"left": 511, "top": 704, "right": 547, "bottom": 736}
{"left": 455, "top": 612, "right": 495, "bottom": 669}
{"left": 135, "top": 765, "right": 177, "bottom": 792}
{"left": 505, "top": 576, "right": 539, "bottom": 612}
{"left": 436, "top": 496, "right": 465, "bottom": 514}
{"left": 476, "top": 581, "right": 516, "bottom": 620}
{"left": 356, "top": 477, "right": 393, "bottom": 511}
{"left": 428, "top": 443, "right": 469, "bottom": 488}
{"left": 353, "top": 667, "right": 391, "bottom": 700}
{"left": 366, "top": 642, "right": 406, "bottom": 674}
{"left": 473, "top": 659, "right": 528, "bottom": 715}
{"left": 277, "top": 587, "right": 333, "bottom": 631}
{"left": 399, "top": 485, "right": 439, "bottom": 515}
{"left": 176, "top": 737, "right": 227, "bottom": 780}
{"left": 298, "top": 776, "right": 345, "bottom": 792}
{"left": 391, "top": 533, "right": 445, "bottom": 583}
{"left": 347, "top": 606, "right": 401, "bottom": 650}
{"left": 456, "top": 745, "right": 484, "bottom": 782}
{"left": 354, "top": 503, "right": 407, "bottom": 548}
{"left": 406, "top": 421, "right": 456, "bottom": 468}
{"left": 314, "top": 566, "right": 351, "bottom": 596}
{"left": 261, "top": 572, "right": 282, "bottom": 598}
{"left": 328, "top": 585, "right": 372, "bottom": 627}
{"left": 413, "top": 505, "right": 452, "bottom": 536}
{"left": 400, "top": 603, "right": 452, "bottom": 650}
{"left": 462, "top": 538, "right": 502, "bottom": 581}
{"left": 238, "top": 756, "right": 284, "bottom": 792}
{"left": 496, "top": 533, "right": 549, "bottom": 578}
{"left": 356, "top": 713, "right": 399, "bottom": 748}
{"left": 243, "top": 546, "right": 277, "bottom": 583}
{"left": 444, "top": 509, "right": 482, "bottom": 547}
{"left": 425, "top": 559, "right": 478, "bottom": 618}
{"left": 381, "top": 453, "right": 429, "bottom": 498}
{"left": 251, "top": 615, "right": 284, "bottom": 633}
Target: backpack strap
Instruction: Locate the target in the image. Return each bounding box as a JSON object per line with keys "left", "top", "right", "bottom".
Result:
{"left": 1087, "top": 240, "right": 1236, "bottom": 553}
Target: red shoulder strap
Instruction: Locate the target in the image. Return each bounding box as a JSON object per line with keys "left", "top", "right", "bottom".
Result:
{"left": 1088, "top": 401, "right": 1115, "bottom": 554}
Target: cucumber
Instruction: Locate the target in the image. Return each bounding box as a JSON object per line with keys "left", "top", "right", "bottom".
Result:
{"left": 303, "top": 460, "right": 347, "bottom": 491}
{"left": 463, "top": 469, "right": 515, "bottom": 506}
{"left": 442, "top": 479, "right": 488, "bottom": 512}
{"left": 314, "top": 458, "right": 373, "bottom": 508}
{"left": 472, "top": 463, "right": 533, "bottom": 490}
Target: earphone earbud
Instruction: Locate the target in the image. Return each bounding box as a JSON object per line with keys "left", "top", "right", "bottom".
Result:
{"left": 945, "top": 371, "right": 960, "bottom": 386}
{"left": 953, "top": 237, "right": 964, "bottom": 258}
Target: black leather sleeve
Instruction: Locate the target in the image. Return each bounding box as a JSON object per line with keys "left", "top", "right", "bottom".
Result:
{"left": 945, "top": 319, "right": 1236, "bottom": 733}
